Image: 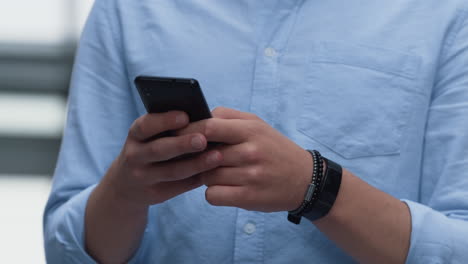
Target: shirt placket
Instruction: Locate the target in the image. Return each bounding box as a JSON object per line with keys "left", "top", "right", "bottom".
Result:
{"left": 233, "top": 1, "right": 302, "bottom": 264}
{"left": 248, "top": 1, "right": 303, "bottom": 126}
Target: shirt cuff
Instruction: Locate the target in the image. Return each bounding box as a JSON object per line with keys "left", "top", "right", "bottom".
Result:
{"left": 44, "top": 184, "right": 150, "bottom": 263}
{"left": 401, "top": 199, "right": 453, "bottom": 264}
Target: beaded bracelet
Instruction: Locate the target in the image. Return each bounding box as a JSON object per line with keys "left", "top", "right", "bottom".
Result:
{"left": 287, "top": 150, "right": 324, "bottom": 224}
{"left": 302, "top": 156, "right": 342, "bottom": 222}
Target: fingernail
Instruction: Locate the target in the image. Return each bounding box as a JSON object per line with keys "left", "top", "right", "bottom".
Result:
{"left": 191, "top": 136, "right": 204, "bottom": 150}
{"left": 207, "top": 152, "right": 220, "bottom": 165}
{"left": 176, "top": 114, "right": 188, "bottom": 125}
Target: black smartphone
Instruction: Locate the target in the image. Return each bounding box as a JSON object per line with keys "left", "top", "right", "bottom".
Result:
{"left": 134, "top": 75, "right": 212, "bottom": 141}
{"left": 134, "top": 76, "right": 212, "bottom": 122}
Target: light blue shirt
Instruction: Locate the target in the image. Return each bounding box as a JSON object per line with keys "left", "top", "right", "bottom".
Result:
{"left": 44, "top": 0, "right": 468, "bottom": 263}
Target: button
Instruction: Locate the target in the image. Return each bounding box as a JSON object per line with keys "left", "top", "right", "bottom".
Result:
{"left": 243, "top": 222, "right": 256, "bottom": 235}
{"left": 264, "top": 47, "right": 277, "bottom": 57}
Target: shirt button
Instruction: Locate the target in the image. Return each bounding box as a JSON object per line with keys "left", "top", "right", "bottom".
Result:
{"left": 243, "top": 222, "right": 256, "bottom": 235}
{"left": 264, "top": 47, "right": 277, "bottom": 57}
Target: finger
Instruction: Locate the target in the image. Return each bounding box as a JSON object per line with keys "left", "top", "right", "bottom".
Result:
{"left": 149, "top": 150, "right": 223, "bottom": 183}
{"left": 139, "top": 133, "right": 207, "bottom": 163}
{"left": 150, "top": 174, "right": 203, "bottom": 202}
{"left": 129, "top": 111, "right": 189, "bottom": 141}
{"left": 212, "top": 107, "right": 261, "bottom": 120}
{"left": 216, "top": 142, "right": 261, "bottom": 166}
{"left": 205, "top": 185, "right": 248, "bottom": 208}
{"left": 176, "top": 118, "right": 250, "bottom": 144}
{"left": 200, "top": 167, "right": 246, "bottom": 186}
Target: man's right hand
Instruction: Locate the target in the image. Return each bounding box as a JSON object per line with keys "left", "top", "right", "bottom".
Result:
{"left": 85, "top": 111, "right": 223, "bottom": 263}
{"left": 102, "top": 110, "right": 223, "bottom": 208}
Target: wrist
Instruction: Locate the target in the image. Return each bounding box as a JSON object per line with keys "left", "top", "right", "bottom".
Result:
{"left": 288, "top": 150, "right": 343, "bottom": 224}
{"left": 99, "top": 162, "right": 149, "bottom": 214}
{"left": 97, "top": 179, "right": 149, "bottom": 216}
{"left": 313, "top": 168, "right": 350, "bottom": 224}
{"left": 302, "top": 156, "right": 342, "bottom": 222}
{"left": 288, "top": 150, "right": 325, "bottom": 224}
{"left": 288, "top": 149, "right": 314, "bottom": 211}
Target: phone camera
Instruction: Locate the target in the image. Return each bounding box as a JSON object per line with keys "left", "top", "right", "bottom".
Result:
{"left": 143, "top": 87, "right": 151, "bottom": 96}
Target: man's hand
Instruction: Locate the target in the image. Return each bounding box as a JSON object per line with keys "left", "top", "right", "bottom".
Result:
{"left": 102, "top": 111, "right": 223, "bottom": 208}
{"left": 86, "top": 111, "right": 223, "bottom": 263}
{"left": 177, "top": 107, "right": 313, "bottom": 212}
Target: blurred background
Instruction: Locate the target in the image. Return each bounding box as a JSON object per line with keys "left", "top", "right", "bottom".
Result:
{"left": 0, "top": 0, "right": 94, "bottom": 262}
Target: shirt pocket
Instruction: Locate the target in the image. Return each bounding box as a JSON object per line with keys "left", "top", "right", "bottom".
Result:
{"left": 297, "top": 42, "right": 421, "bottom": 159}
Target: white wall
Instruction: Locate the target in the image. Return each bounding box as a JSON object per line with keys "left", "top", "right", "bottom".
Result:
{"left": 0, "top": 0, "right": 94, "bottom": 44}
{"left": 0, "top": 1, "right": 95, "bottom": 263}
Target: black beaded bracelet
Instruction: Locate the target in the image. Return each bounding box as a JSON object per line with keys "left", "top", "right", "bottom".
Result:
{"left": 302, "top": 157, "right": 342, "bottom": 222}
{"left": 287, "top": 150, "right": 324, "bottom": 224}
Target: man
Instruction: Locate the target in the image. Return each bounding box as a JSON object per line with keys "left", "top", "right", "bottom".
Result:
{"left": 44, "top": 0, "right": 468, "bottom": 263}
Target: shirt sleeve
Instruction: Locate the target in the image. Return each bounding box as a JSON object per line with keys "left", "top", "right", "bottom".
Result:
{"left": 42, "top": 0, "right": 149, "bottom": 262}
{"left": 402, "top": 12, "right": 468, "bottom": 264}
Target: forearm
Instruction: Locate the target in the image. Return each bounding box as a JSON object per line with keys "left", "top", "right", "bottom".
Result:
{"left": 85, "top": 164, "right": 149, "bottom": 264}
{"left": 313, "top": 169, "right": 411, "bottom": 264}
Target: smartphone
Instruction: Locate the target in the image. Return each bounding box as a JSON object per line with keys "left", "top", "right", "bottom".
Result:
{"left": 134, "top": 76, "right": 212, "bottom": 121}
{"left": 134, "top": 75, "right": 212, "bottom": 140}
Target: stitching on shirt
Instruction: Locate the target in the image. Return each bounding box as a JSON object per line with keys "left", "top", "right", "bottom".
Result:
{"left": 308, "top": 60, "right": 415, "bottom": 80}
{"left": 308, "top": 41, "right": 422, "bottom": 80}
{"left": 430, "top": 6, "right": 468, "bottom": 103}
{"left": 441, "top": 7, "right": 468, "bottom": 58}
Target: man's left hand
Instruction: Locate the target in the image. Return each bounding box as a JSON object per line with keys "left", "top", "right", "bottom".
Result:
{"left": 177, "top": 107, "right": 313, "bottom": 212}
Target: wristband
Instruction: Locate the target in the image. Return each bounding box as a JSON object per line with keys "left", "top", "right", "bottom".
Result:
{"left": 287, "top": 150, "right": 323, "bottom": 224}
{"left": 287, "top": 150, "right": 342, "bottom": 224}
{"left": 303, "top": 157, "right": 342, "bottom": 222}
